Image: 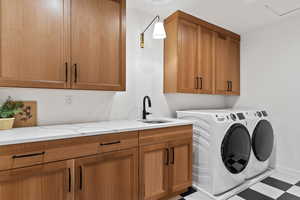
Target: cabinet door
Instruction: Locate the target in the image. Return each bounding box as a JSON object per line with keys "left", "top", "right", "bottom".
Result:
{"left": 169, "top": 139, "right": 192, "bottom": 194}
{"left": 71, "top": 0, "right": 126, "bottom": 91}
{"left": 177, "top": 19, "right": 198, "bottom": 93}
{"left": 0, "top": 0, "right": 69, "bottom": 89}
{"left": 140, "top": 143, "right": 169, "bottom": 200}
{"left": 228, "top": 38, "right": 240, "bottom": 95}
{"left": 0, "top": 160, "right": 74, "bottom": 200}
{"left": 75, "top": 148, "right": 138, "bottom": 200}
{"left": 215, "top": 33, "right": 230, "bottom": 94}
{"left": 197, "top": 26, "right": 214, "bottom": 94}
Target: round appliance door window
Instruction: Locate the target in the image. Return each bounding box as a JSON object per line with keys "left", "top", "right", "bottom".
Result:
{"left": 252, "top": 120, "right": 274, "bottom": 162}
{"left": 221, "top": 124, "right": 251, "bottom": 174}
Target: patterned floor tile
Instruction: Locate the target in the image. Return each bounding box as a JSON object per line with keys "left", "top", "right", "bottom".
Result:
{"left": 271, "top": 172, "right": 300, "bottom": 185}
{"left": 250, "top": 182, "right": 285, "bottom": 199}
{"left": 238, "top": 188, "right": 274, "bottom": 200}
{"left": 277, "top": 193, "right": 300, "bottom": 200}
{"left": 287, "top": 186, "right": 300, "bottom": 197}
{"left": 169, "top": 171, "right": 300, "bottom": 200}
{"left": 261, "top": 176, "right": 293, "bottom": 191}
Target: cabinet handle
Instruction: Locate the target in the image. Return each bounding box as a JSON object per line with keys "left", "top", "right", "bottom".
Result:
{"left": 74, "top": 64, "right": 78, "bottom": 83}
{"left": 200, "top": 77, "right": 203, "bottom": 90}
{"left": 12, "top": 152, "right": 45, "bottom": 159}
{"left": 230, "top": 81, "right": 233, "bottom": 92}
{"left": 165, "top": 148, "right": 169, "bottom": 165}
{"left": 100, "top": 141, "right": 121, "bottom": 146}
{"left": 68, "top": 168, "right": 71, "bottom": 192}
{"left": 65, "top": 62, "right": 68, "bottom": 82}
{"left": 227, "top": 81, "right": 230, "bottom": 92}
{"left": 195, "top": 77, "right": 199, "bottom": 89}
{"left": 79, "top": 166, "right": 83, "bottom": 190}
{"left": 170, "top": 147, "right": 175, "bottom": 165}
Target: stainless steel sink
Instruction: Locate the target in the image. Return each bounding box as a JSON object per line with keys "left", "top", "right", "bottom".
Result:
{"left": 140, "top": 120, "right": 171, "bottom": 124}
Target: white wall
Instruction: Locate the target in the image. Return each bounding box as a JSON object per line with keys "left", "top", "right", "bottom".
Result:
{"left": 226, "top": 13, "right": 300, "bottom": 172}
{"left": 0, "top": 5, "right": 226, "bottom": 125}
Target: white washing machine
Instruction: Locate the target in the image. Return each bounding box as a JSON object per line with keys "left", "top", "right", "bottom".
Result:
{"left": 177, "top": 110, "right": 251, "bottom": 196}
{"left": 243, "top": 110, "right": 275, "bottom": 179}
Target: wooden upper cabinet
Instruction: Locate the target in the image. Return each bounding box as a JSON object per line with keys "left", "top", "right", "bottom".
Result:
{"left": 215, "top": 34, "right": 240, "bottom": 95}
{"left": 0, "top": 160, "right": 74, "bottom": 200}
{"left": 0, "top": 0, "right": 126, "bottom": 91}
{"left": 0, "top": 0, "right": 69, "bottom": 89}
{"left": 71, "top": 0, "right": 126, "bottom": 91}
{"left": 140, "top": 143, "right": 169, "bottom": 200}
{"left": 215, "top": 33, "right": 230, "bottom": 94}
{"left": 197, "top": 26, "right": 214, "bottom": 94}
{"left": 227, "top": 38, "right": 240, "bottom": 95}
{"left": 75, "top": 148, "right": 138, "bottom": 200}
{"left": 177, "top": 20, "right": 198, "bottom": 93}
{"left": 164, "top": 10, "right": 240, "bottom": 95}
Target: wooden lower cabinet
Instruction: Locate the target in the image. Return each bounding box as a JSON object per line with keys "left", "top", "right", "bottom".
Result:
{"left": 75, "top": 148, "right": 138, "bottom": 200}
{"left": 0, "top": 160, "right": 74, "bottom": 200}
{"left": 140, "top": 139, "right": 193, "bottom": 200}
{"left": 140, "top": 143, "right": 169, "bottom": 200}
{"left": 0, "top": 126, "right": 192, "bottom": 200}
{"left": 169, "top": 139, "right": 193, "bottom": 194}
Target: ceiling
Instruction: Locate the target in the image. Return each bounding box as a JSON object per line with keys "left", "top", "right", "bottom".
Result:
{"left": 128, "top": 0, "right": 300, "bottom": 34}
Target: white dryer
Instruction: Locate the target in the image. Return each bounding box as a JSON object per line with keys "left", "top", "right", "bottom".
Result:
{"left": 177, "top": 110, "right": 251, "bottom": 196}
{"left": 244, "top": 110, "right": 275, "bottom": 179}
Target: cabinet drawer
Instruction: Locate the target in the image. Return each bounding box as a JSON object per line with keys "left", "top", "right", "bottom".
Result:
{"left": 140, "top": 125, "right": 193, "bottom": 146}
{"left": 0, "top": 142, "right": 46, "bottom": 171}
{"left": 0, "top": 151, "right": 46, "bottom": 171}
{"left": 0, "top": 131, "right": 138, "bottom": 171}
{"left": 98, "top": 131, "right": 138, "bottom": 153}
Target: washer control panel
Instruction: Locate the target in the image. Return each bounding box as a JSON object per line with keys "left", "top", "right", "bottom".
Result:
{"left": 214, "top": 112, "right": 247, "bottom": 123}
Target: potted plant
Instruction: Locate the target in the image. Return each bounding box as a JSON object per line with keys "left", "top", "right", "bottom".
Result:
{"left": 0, "top": 97, "right": 24, "bottom": 130}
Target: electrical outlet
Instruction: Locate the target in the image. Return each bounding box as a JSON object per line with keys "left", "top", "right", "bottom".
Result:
{"left": 65, "top": 96, "right": 73, "bottom": 105}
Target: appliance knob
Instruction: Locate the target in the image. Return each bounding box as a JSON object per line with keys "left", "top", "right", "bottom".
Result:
{"left": 257, "top": 111, "right": 262, "bottom": 118}
{"left": 230, "top": 113, "right": 237, "bottom": 121}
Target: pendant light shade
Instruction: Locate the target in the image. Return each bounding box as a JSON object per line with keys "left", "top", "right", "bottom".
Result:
{"left": 153, "top": 22, "right": 166, "bottom": 39}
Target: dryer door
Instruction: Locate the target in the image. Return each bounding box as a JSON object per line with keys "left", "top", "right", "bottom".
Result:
{"left": 252, "top": 120, "right": 274, "bottom": 162}
{"left": 221, "top": 124, "right": 251, "bottom": 174}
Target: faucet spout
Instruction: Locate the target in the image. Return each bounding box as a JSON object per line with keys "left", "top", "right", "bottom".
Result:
{"left": 142, "top": 96, "right": 152, "bottom": 120}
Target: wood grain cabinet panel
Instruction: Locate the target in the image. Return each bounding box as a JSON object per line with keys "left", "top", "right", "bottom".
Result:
{"left": 215, "top": 33, "right": 230, "bottom": 94}
{"left": 177, "top": 19, "right": 198, "bottom": 93}
{"left": 215, "top": 34, "right": 240, "bottom": 95}
{"left": 71, "top": 0, "right": 126, "bottom": 91}
{"left": 75, "top": 148, "right": 138, "bottom": 200}
{"left": 197, "top": 26, "right": 214, "bottom": 94}
{"left": 139, "top": 143, "right": 169, "bottom": 200}
{"left": 169, "top": 139, "right": 192, "bottom": 194}
{"left": 0, "top": 160, "right": 74, "bottom": 200}
{"left": 0, "top": 0, "right": 69, "bottom": 89}
{"left": 227, "top": 38, "right": 240, "bottom": 95}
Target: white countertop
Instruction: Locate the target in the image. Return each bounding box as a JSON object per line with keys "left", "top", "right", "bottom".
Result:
{"left": 0, "top": 118, "right": 192, "bottom": 146}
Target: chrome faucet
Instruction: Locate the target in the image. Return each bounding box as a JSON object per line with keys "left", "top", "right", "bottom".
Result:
{"left": 142, "top": 96, "right": 152, "bottom": 120}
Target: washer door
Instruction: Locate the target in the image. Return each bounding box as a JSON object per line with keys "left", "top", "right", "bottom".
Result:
{"left": 252, "top": 120, "right": 274, "bottom": 162}
{"left": 221, "top": 124, "right": 251, "bottom": 174}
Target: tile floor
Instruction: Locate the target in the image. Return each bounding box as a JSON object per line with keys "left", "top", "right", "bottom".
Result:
{"left": 171, "top": 171, "right": 300, "bottom": 200}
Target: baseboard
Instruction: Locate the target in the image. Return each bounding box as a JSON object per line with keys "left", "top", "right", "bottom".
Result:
{"left": 276, "top": 166, "right": 300, "bottom": 177}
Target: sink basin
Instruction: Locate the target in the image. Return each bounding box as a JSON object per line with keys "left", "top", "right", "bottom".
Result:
{"left": 140, "top": 120, "right": 171, "bottom": 124}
